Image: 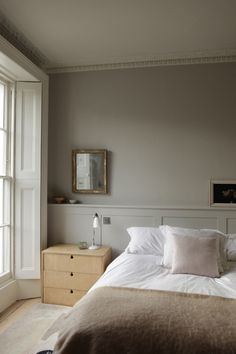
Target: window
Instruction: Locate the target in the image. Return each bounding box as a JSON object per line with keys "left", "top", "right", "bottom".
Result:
{"left": 0, "top": 77, "right": 14, "bottom": 283}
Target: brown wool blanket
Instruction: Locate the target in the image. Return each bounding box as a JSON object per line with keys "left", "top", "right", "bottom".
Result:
{"left": 53, "top": 286, "right": 236, "bottom": 354}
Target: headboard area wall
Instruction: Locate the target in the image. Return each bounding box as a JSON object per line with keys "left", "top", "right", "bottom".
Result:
{"left": 48, "top": 204, "right": 236, "bottom": 257}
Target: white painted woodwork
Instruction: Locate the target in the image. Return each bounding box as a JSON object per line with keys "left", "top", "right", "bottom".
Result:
{"left": 15, "top": 181, "right": 40, "bottom": 278}
{"left": 0, "top": 51, "right": 36, "bottom": 81}
{"left": 0, "top": 35, "right": 48, "bottom": 311}
{"left": 16, "top": 279, "right": 41, "bottom": 300}
{"left": 48, "top": 204, "right": 236, "bottom": 258}
{"left": 15, "top": 82, "right": 41, "bottom": 279}
{"left": 0, "top": 280, "right": 17, "bottom": 313}
{"left": 0, "top": 35, "right": 48, "bottom": 81}
{"left": 15, "top": 82, "right": 41, "bottom": 179}
{"left": 0, "top": 34, "right": 49, "bottom": 255}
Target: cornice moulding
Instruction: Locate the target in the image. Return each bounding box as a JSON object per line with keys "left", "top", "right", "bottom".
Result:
{"left": 47, "top": 51, "right": 236, "bottom": 74}
{"left": 1, "top": 11, "right": 236, "bottom": 74}
{"left": 0, "top": 11, "right": 50, "bottom": 70}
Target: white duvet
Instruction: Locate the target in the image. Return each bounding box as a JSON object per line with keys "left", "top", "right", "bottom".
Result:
{"left": 91, "top": 252, "right": 236, "bottom": 299}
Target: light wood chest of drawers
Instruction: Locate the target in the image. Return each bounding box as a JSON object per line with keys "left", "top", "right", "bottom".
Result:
{"left": 42, "top": 244, "right": 112, "bottom": 306}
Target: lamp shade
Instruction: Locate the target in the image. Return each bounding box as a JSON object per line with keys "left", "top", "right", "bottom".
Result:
{"left": 93, "top": 213, "right": 99, "bottom": 228}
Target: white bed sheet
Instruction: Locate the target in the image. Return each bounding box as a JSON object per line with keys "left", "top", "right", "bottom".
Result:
{"left": 91, "top": 252, "right": 236, "bottom": 299}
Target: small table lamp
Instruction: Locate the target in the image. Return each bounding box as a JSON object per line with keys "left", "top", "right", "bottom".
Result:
{"left": 89, "top": 213, "right": 100, "bottom": 250}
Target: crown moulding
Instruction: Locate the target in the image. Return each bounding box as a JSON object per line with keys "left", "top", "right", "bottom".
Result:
{"left": 1, "top": 11, "right": 236, "bottom": 74}
{"left": 0, "top": 11, "right": 51, "bottom": 69}
{"left": 47, "top": 52, "right": 236, "bottom": 74}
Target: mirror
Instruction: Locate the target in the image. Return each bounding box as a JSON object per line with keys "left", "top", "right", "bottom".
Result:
{"left": 72, "top": 149, "right": 108, "bottom": 194}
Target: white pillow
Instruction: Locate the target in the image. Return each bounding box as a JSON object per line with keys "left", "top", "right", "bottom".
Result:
{"left": 225, "top": 234, "right": 236, "bottom": 261}
{"left": 125, "top": 227, "right": 164, "bottom": 256}
{"left": 160, "top": 225, "right": 227, "bottom": 273}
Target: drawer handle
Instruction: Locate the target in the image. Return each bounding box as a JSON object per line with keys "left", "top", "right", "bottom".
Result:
{"left": 70, "top": 289, "right": 73, "bottom": 294}
{"left": 70, "top": 255, "right": 74, "bottom": 259}
{"left": 70, "top": 272, "right": 73, "bottom": 277}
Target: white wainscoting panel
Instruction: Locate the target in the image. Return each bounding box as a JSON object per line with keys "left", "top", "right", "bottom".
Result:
{"left": 48, "top": 205, "right": 236, "bottom": 258}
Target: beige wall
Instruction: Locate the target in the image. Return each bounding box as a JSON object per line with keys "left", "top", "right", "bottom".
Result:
{"left": 48, "top": 63, "right": 236, "bottom": 206}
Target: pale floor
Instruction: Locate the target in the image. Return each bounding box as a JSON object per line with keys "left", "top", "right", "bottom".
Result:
{"left": 0, "top": 297, "right": 41, "bottom": 334}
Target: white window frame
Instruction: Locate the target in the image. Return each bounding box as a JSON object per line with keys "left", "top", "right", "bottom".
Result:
{"left": 0, "top": 75, "right": 14, "bottom": 285}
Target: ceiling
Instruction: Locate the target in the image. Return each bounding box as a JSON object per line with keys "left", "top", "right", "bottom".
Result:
{"left": 0, "top": 0, "right": 236, "bottom": 72}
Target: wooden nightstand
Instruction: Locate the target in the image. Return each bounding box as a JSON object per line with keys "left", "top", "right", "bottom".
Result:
{"left": 42, "top": 244, "right": 112, "bottom": 306}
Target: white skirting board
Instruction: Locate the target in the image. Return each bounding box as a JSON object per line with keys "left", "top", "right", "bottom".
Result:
{"left": 48, "top": 204, "right": 236, "bottom": 258}
{"left": 0, "top": 280, "right": 17, "bottom": 313}
{"left": 0, "top": 279, "right": 41, "bottom": 313}
{"left": 16, "top": 280, "right": 41, "bottom": 300}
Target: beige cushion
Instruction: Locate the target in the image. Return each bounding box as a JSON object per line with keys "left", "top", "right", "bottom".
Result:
{"left": 171, "top": 234, "right": 220, "bottom": 278}
{"left": 160, "top": 225, "right": 226, "bottom": 273}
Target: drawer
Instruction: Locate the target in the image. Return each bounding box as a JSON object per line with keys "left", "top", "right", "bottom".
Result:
{"left": 44, "top": 270, "right": 100, "bottom": 290}
{"left": 44, "top": 287, "right": 86, "bottom": 306}
{"left": 44, "top": 254, "right": 104, "bottom": 274}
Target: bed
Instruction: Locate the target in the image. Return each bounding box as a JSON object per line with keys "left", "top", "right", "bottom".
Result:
{"left": 40, "top": 226, "right": 236, "bottom": 354}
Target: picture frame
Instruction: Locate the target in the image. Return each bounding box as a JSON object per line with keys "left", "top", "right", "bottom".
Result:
{"left": 72, "top": 149, "right": 108, "bottom": 194}
{"left": 210, "top": 180, "right": 236, "bottom": 207}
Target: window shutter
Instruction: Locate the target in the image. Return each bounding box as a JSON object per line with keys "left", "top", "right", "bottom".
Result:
{"left": 15, "top": 82, "right": 41, "bottom": 279}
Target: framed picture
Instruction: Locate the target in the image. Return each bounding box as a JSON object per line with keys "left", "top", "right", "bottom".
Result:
{"left": 210, "top": 180, "right": 236, "bottom": 207}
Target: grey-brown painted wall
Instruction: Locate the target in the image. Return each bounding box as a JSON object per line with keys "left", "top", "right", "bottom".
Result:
{"left": 48, "top": 63, "right": 236, "bottom": 206}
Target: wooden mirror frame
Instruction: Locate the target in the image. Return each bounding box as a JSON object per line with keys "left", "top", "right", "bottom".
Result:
{"left": 72, "top": 149, "right": 108, "bottom": 194}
